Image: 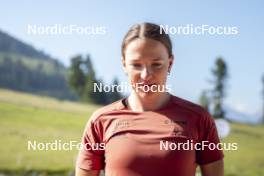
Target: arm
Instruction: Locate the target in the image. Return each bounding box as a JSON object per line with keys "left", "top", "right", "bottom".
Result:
{"left": 200, "top": 159, "right": 224, "bottom": 176}
{"left": 75, "top": 167, "right": 101, "bottom": 176}
{"left": 76, "top": 114, "right": 105, "bottom": 176}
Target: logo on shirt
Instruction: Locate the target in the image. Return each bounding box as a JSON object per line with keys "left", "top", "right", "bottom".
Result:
{"left": 164, "top": 119, "right": 187, "bottom": 125}
{"left": 171, "top": 127, "right": 184, "bottom": 136}
{"left": 164, "top": 119, "right": 190, "bottom": 137}
{"left": 112, "top": 119, "right": 133, "bottom": 133}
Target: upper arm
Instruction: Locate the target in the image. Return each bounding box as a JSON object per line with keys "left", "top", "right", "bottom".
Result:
{"left": 200, "top": 159, "right": 224, "bottom": 176}
{"left": 76, "top": 116, "right": 105, "bottom": 171}
{"left": 196, "top": 110, "right": 224, "bottom": 165}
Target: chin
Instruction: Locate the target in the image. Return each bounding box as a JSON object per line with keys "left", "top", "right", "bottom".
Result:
{"left": 137, "top": 90, "right": 157, "bottom": 99}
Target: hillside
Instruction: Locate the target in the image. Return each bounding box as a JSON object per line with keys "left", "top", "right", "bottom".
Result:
{"left": 0, "top": 89, "right": 263, "bottom": 176}
{"left": 0, "top": 30, "right": 52, "bottom": 60}
{"left": 0, "top": 30, "right": 76, "bottom": 100}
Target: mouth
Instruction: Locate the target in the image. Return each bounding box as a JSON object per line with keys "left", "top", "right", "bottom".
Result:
{"left": 137, "top": 83, "right": 155, "bottom": 87}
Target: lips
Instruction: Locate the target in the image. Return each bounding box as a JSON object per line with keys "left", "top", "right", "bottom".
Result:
{"left": 137, "top": 83, "right": 155, "bottom": 86}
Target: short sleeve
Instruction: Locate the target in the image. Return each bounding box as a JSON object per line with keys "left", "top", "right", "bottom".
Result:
{"left": 76, "top": 115, "right": 105, "bottom": 170}
{"left": 196, "top": 110, "right": 224, "bottom": 165}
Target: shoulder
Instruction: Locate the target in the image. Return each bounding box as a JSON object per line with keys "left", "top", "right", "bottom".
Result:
{"left": 171, "top": 95, "right": 208, "bottom": 115}
{"left": 170, "top": 95, "right": 217, "bottom": 140}
{"left": 170, "top": 95, "right": 213, "bottom": 122}
{"left": 89, "top": 98, "right": 126, "bottom": 123}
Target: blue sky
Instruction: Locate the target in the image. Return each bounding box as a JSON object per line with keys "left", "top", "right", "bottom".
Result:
{"left": 1, "top": 0, "right": 264, "bottom": 118}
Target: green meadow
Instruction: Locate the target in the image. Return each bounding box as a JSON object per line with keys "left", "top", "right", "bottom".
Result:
{"left": 0, "top": 89, "right": 263, "bottom": 176}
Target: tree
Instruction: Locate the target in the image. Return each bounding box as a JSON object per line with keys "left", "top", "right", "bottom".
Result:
{"left": 107, "top": 78, "right": 123, "bottom": 103}
{"left": 211, "top": 58, "right": 228, "bottom": 119}
{"left": 81, "top": 55, "right": 96, "bottom": 103}
{"left": 199, "top": 90, "right": 210, "bottom": 111}
{"left": 68, "top": 54, "right": 112, "bottom": 105}
{"left": 68, "top": 55, "right": 86, "bottom": 97}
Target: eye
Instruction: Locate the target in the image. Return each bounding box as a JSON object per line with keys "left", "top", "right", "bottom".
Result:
{"left": 152, "top": 63, "right": 162, "bottom": 67}
{"left": 131, "top": 63, "right": 142, "bottom": 68}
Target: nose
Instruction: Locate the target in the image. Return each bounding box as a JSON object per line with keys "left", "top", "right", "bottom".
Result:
{"left": 140, "top": 66, "right": 152, "bottom": 80}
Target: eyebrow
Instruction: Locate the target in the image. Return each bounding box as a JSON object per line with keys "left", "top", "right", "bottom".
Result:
{"left": 130, "top": 57, "right": 163, "bottom": 62}
{"left": 152, "top": 58, "right": 163, "bottom": 61}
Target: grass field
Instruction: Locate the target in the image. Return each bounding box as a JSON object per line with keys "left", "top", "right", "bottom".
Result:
{"left": 0, "top": 89, "right": 263, "bottom": 176}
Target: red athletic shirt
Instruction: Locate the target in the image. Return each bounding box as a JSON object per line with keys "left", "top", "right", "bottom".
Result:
{"left": 76, "top": 95, "right": 224, "bottom": 176}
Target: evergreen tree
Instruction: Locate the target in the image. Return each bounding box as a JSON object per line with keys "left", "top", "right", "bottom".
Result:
{"left": 107, "top": 78, "right": 123, "bottom": 103}
{"left": 68, "top": 55, "right": 86, "bottom": 97}
{"left": 211, "top": 58, "right": 228, "bottom": 119}
{"left": 68, "top": 54, "right": 112, "bottom": 104}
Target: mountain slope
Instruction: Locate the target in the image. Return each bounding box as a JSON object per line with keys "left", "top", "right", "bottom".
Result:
{"left": 0, "top": 29, "right": 52, "bottom": 60}
{"left": 0, "top": 30, "right": 76, "bottom": 100}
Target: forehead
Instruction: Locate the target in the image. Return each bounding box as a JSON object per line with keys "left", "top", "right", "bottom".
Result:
{"left": 124, "top": 38, "right": 169, "bottom": 61}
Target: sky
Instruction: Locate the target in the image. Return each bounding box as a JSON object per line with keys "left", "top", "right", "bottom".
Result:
{"left": 1, "top": 0, "right": 263, "bottom": 119}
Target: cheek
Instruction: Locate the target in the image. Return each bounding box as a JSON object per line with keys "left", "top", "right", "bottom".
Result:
{"left": 155, "top": 67, "right": 169, "bottom": 82}
{"left": 156, "top": 65, "right": 168, "bottom": 75}
{"left": 127, "top": 70, "right": 140, "bottom": 83}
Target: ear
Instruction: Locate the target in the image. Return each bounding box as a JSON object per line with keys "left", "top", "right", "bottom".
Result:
{"left": 122, "top": 57, "right": 128, "bottom": 74}
{"left": 168, "top": 55, "right": 174, "bottom": 73}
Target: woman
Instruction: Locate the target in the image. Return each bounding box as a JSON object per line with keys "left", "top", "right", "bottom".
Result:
{"left": 76, "top": 22, "right": 224, "bottom": 176}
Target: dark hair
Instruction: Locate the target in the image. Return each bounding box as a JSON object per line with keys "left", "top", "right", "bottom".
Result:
{"left": 121, "top": 22, "right": 173, "bottom": 59}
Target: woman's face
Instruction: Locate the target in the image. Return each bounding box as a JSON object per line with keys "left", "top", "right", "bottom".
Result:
{"left": 123, "top": 38, "right": 173, "bottom": 97}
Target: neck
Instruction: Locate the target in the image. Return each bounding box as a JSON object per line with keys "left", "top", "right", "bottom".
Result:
{"left": 127, "top": 92, "right": 171, "bottom": 112}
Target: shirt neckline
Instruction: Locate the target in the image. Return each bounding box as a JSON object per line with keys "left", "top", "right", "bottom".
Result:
{"left": 120, "top": 94, "right": 174, "bottom": 113}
